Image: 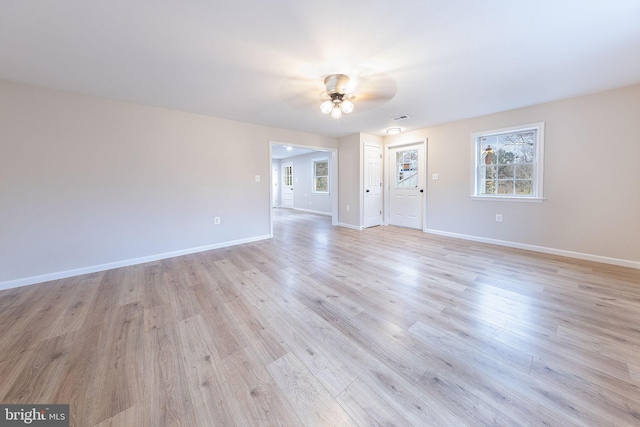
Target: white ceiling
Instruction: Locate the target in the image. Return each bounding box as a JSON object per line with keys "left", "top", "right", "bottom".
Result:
{"left": 271, "top": 144, "right": 317, "bottom": 160}
{"left": 1, "top": 1, "right": 639, "bottom": 138}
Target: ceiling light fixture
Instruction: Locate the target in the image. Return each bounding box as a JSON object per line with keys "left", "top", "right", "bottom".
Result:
{"left": 320, "top": 74, "right": 354, "bottom": 119}
{"left": 386, "top": 127, "right": 402, "bottom": 135}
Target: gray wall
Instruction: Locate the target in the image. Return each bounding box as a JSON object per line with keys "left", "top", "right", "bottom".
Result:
{"left": 338, "top": 133, "right": 362, "bottom": 228}
{"left": 0, "top": 80, "right": 337, "bottom": 286}
{"left": 279, "top": 151, "right": 332, "bottom": 214}
{"left": 385, "top": 84, "right": 640, "bottom": 265}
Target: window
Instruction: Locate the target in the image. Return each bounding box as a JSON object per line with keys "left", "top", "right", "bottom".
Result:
{"left": 313, "top": 159, "right": 329, "bottom": 193}
{"left": 472, "top": 122, "right": 545, "bottom": 201}
{"left": 395, "top": 149, "right": 418, "bottom": 188}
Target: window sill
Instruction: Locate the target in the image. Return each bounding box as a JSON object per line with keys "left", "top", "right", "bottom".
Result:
{"left": 470, "top": 195, "right": 545, "bottom": 203}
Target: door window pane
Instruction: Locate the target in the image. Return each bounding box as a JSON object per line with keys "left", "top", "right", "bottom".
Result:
{"left": 395, "top": 149, "right": 418, "bottom": 188}
{"left": 284, "top": 165, "right": 292, "bottom": 186}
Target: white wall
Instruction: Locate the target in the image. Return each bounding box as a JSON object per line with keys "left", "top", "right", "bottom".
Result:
{"left": 0, "top": 80, "right": 337, "bottom": 286}
{"left": 338, "top": 133, "right": 362, "bottom": 228}
{"left": 279, "top": 151, "right": 332, "bottom": 214}
{"left": 385, "top": 84, "right": 640, "bottom": 266}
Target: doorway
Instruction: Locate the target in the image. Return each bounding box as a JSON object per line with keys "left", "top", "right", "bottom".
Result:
{"left": 269, "top": 142, "right": 338, "bottom": 237}
{"left": 387, "top": 141, "right": 426, "bottom": 229}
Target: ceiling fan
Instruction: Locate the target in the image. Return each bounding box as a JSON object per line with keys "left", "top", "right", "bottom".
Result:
{"left": 320, "top": 74, "right": 355, "bottom": 119}
{"left": 280, "top": 68, "right": 397, "bottom": 118}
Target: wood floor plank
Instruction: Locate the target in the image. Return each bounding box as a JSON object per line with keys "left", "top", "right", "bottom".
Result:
{"left": 2, "top": 330, "right": 77, "bottom": 404}
{"left": 144, "top": 319, "right": 194, "bottom": 427}
{"left": 224, "top": 296, "right": 289, "bottom": 366}
{"left": 529, "top": 357, "right": 640, "bottom": 426}
{"left": 176, "top": 314, "right": 242, "bottom": 426}
{"left": 556, "top": 325, "right": 640, "bottom": 368}
{"left": 409, "top": 319, "right": 533, "bottom": 374}
{"left": 493, "top": 321, "right": 633, "bottom": 383}
{"left": 629, "top": 363, "right": 640, "bottom": 386}
{"left": 264, "top": 299, "right": 358, "bottom": 398}
{"left": 90, "top": 302, "right": 145, "bottom": 425}
{"left": 335, "top": 378, "right": 415, "bottom": 427}
{"left": 408, "top": 323, "right": 585, "bottom": 426}
{"left": 92, "top": 401, "right": 146, "bottom": 427}
{"left": 256, "top": 288, "right": 463, "bottom": 426}
{"left": 222, "top": 347, "right": 305, "bottom": 426}
{"left": 267, "top": 352, "right": 357, "bottom": 426}
{"left": 44, "top": 276, "right": 101, "bottom": 339}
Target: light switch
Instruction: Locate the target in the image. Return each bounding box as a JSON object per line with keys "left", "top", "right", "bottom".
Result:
{"left": 432, "top": 174, "right": 439, "bottom": 180}
{"left": 255, "top": 175, "right": 261, "bottom": 182}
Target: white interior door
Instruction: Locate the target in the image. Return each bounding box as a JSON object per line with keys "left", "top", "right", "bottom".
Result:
{"left": 364, "top": 144, "right": 382, "bottom": 228}
{"left": 389, "top": 144, "right": 424, "bottom": 229}
{"left": 281, "top": 162, "right": 294, "bottom": 208}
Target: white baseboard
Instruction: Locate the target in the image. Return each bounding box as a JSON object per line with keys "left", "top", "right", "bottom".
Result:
{"left": 292, "top": 207, "right": 332, "bottom": 216}
{"left": 423, "top": 228, "right": 640, "bottom": 269}
{"left": 0, "top": 234, "right": 272, "bottom": 291}
{"left": 338, "top": 222, "right": 364, "bottom": 230}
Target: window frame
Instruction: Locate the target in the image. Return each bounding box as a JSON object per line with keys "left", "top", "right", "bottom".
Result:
{"left": 470, "top": 122, "right": 545, "bottom": 202}
{"left": 312, "top": 158, "right": 329, "bottom": 194}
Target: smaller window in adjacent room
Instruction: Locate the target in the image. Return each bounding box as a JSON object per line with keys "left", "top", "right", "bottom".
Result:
{"left": 472, "top": 122, "right": 545, "bottom": 201}
{"left": 313, "top": 159, "right": 329, "bottom": 193}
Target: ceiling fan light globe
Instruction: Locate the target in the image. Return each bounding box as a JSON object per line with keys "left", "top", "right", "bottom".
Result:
{"left": 331, "top": 106, "right": 342, "bottom": 119}
{"left": 341, "top": 100, "right": 354, "bottom": 114}
{"left": 320, "top": 100, "right": 333, "bottom": 114}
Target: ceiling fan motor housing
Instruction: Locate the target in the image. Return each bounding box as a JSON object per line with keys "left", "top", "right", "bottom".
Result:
{"left": 324, "top": 74, "right": 350, "bottom": 95}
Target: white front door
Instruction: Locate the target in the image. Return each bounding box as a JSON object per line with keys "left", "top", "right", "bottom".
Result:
{"left": 364, "top": 144, "right": 382, "bottom": 228}
{"left": 389, "top": 144, "right": 424, "bottom": 229}
{"left": 281, "top": 162, "right": 294, "bottom": 208}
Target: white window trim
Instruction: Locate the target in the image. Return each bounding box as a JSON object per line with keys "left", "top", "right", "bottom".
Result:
{"left": 470, "top": 122, "right": 545, "bottom": 201}
{"left": 312, "top": 157, "right": 330, "bottom": 194}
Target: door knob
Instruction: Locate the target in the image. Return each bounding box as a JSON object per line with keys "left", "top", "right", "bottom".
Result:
{"left": 420, "top": 189, "right": 424, "bottom": 193}
{"left": 366, "top": 189, "right": 370, "bottom": 192}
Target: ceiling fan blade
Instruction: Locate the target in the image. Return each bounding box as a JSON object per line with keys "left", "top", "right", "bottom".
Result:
{"left": 352, "top": 70, "right": 397, "bottom": 100}
{"left": 279, "top": 75, "right": 326, "bottom": 109}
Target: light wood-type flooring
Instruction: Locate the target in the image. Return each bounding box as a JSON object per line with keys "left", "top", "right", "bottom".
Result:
{"left": 1, "top": 209, "right": 640, "bottom": 426}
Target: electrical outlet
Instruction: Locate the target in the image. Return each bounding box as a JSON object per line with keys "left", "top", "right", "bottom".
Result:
{"left": 346, "top": 205, "right": 350, "bottom": 211}
{"left": 255, "top": 175, "right": 260, "bottom": 182}
{"left": 214, "top": 217, "right": 221, "bottom": 225}
{"left": 495, "top": 214, "right": 503, "bottom": 222}
{"left": 432, "top": 173, "right": 439, "bottom": 180}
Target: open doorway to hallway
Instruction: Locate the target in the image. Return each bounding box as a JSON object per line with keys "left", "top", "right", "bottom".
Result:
{"left": 270, "top": 142, "right": 338, "bottom": 236}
